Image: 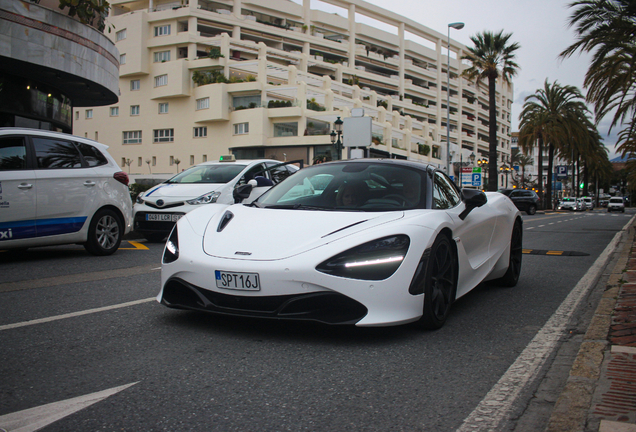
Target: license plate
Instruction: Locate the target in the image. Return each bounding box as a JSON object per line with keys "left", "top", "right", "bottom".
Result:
{"left": 215, "top": 270, "right": 261, "bottom": 291}
{"left": 146, "top": 213, "right": 182, "bottom": 222}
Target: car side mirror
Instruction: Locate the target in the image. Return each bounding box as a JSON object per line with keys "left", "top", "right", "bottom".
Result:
{"left": 459, "top": 189, "right": 487, "bottom": 220}
{"left": 233, "top": 184, "right": 253, "bottom": 203}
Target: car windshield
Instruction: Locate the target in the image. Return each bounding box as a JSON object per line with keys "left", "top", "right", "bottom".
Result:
{"left": 563, "top": 198, "right": 575, "bottom": 202}
{"left": 610, "top": 198, "right": 623, "bottom": 203}
{"left": 165, "top": 164, "right": 247, "bottom": 184}
{"left": 255, "top": 161, "right": 428, "bottom": 211}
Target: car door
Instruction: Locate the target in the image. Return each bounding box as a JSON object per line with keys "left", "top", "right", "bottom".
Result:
{"left": 0, "top": 135, "right": 36, "bottom": 241}
{"left": 32, "top": 136, "right": 97, "bottom": 237}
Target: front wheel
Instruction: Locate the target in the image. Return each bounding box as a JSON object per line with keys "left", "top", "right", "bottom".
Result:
{"left": 419, "top": 235, "right": 457, "bottom": 330}
{"left": 494, "top": 220, "right": 523, "bottom": 287}
{"left": 526, "top": 205, "right": 536, "bottom": 215}
{"left": 84, "top": 209, "right": 123, "bottom": 256}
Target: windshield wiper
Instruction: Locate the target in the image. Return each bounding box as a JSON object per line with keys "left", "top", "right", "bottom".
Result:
{"left": 265, "top": 204, "right": 335, "bottom": 210}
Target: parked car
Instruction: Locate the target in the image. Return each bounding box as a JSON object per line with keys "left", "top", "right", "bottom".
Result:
{"left": 498, "top": 188, "right": 540, "bottom": 215}
{"left": 159, "top": 159, "right": 523, "bottom": 329}
{"left": 607, "top": 197, "right": 625, "bottom": 213}
{"left": 0, "top": 128, "right": 132, "bottom": 255}
{"left": 133, "top": 157, "right": 300, "bottom": 242}
{"left": 558, "top": 197, "right": 582, "bottom": 211}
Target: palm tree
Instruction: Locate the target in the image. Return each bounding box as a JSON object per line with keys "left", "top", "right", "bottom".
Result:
{"left": 560, "top": 0, "right": 636, "bottom": 193}
{"left": 518, "top": 80, "right": 590, "bottom": 207}
{"left": 511, "top": 148, "right": 534, "bottom": 188}
{"left": 463, "top": 30, "right": 521, "bottom": 191}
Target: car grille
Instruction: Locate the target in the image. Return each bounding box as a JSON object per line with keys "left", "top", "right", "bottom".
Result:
{"left": 144, "top": 201, "right": 184, "bottom": 209}
{"left": 161, "top": 277, "right": 368, "bottom": 325}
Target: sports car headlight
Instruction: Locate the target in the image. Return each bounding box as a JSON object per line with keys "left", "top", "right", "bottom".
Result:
{"left": 186, "top": 191, "right": 221, "bottom": 205}
{"left": 316, "top": 235, "right": 410, "bottom": 281}
{"left": 163, "top": 226, "right": 179, "bottom": 264}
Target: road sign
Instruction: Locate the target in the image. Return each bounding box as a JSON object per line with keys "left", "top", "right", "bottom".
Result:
{"left": 556, "top": 165, "right": 568, "bottom": 179}
{"left": 461, "top": 167, "right": 482, "bottom": 187}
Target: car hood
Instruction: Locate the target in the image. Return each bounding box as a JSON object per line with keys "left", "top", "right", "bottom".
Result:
{"left": 202, "top": 205, "right": 404, "bottom": 260}
{"left": 143, "top": 183, "right": 226, "bottom": 200}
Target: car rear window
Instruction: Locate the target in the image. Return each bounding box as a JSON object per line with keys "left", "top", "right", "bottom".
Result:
{"left": 77, "top": 143, "right": 108, "bottom": 167}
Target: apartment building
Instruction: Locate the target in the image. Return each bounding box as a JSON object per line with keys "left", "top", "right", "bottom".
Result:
{"left": 73, "top": 0, "right": 514, "bottom": 181}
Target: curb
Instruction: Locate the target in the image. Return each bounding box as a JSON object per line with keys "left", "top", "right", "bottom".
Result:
{"left": 546, "top": 219, "right": 636, "bottom": 431}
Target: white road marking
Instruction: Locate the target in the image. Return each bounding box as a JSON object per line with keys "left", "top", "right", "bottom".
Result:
{"left": 526, "top": 227, "right": 535, "bottom": 230}
{"left": 0, "top": 298, "right": 155, "bottom": 332}
{"left": 0, "top": 382, "right": 138, "bottom": 432}
{"left": 457, "top": 214, "right": 636, "bottom": 431}
{"left": 538, "top": 225, "right": 545, "bottom": 227}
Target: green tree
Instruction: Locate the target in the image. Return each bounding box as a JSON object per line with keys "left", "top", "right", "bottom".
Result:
{"left": 560, "top": 0, "right": 636, "bottom": 193}
{"left": 518, "top": 80, "right": 590, "bottom": 206}
{"left": 462, "top": 30, "right": 520, "bottom": 191}
{"left": 58, "top": 0, "right": 110, "bottom": 31}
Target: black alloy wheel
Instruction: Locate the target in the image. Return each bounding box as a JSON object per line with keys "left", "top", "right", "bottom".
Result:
{"left": 495, "top": 220, "right": 523, "bottom": 287}
{"left": 526, "top": 204, "right": 536, "bottom": 215}
{"left": 419, "top": 234, "right": 457, "bottom": 330}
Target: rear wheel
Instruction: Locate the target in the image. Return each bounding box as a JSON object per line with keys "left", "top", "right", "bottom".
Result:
{"left": 419, "top": 235, "right": 457, "bottom": 330}
{"left": 494, "top": 220, "right": 523, "bottom": 287}
{"left": 526, "top": 204, "right": 536, "bottom": 215}
{"left": 84, "top": 209, "right": 123, "bottom": 256}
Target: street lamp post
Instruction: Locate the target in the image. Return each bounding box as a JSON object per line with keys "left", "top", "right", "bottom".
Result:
{"left": 330, "top": 116, "right": 344, "bottom": 160}
{"left": 499, "top": 163, "right": 511, "bottom": 188}
{"left": 446, "top": 22, "right": 464, "bottom": 175}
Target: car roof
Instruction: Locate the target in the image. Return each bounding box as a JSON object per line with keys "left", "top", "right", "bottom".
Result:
{"left": 0, "top": 127, "right": 109, "bottom": 150}
{"left": 195, "top": 159, "right": 283, "bottom": 166}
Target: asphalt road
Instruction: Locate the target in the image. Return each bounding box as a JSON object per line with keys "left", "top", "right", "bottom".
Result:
{"left": 0, "top": 208, "right": 633, "bottom": 432}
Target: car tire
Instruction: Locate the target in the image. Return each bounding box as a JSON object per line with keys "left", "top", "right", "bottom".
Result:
{"left": 526, "top": 205, "right": 536, "bottom": 215}
{"left": 83, "top": 208, "right": 123, "bottom": 256}
{"left": 144, "top": 233, "right": 167, "bottom": 243}
{"left": 494, "top": 220, "right": 523, "bottom": 287}
{"left": 419, "top": 234, "right": 457, "bottom": 330}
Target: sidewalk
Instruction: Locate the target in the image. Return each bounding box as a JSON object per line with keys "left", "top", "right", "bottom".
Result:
{"left": 546, "top": 219, "right": 636, "bottom": 432}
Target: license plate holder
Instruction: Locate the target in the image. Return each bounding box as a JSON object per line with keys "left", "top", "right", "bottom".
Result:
{"left": 215, "top": 270, "right": 261, "bottom": 291}
{"left": 146, "top": 213, "right": 182, "bottom": 222}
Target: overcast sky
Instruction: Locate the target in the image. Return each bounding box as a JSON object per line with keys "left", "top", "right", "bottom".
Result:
{"left": 295, "top": 0, "right": 621, "bottom": 159}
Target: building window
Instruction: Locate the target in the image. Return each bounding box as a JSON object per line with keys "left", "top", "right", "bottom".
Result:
{"left": 154, "top": 74, "right": 168, "bottom": 87}
{"left": 203, "top": 154, "right": 207, "bottom": 162}
{"left": 190, "top": 155, "right": 194, "bottom": 165}
{"left": 196, "top": 97, "right": 210, "bottom": 110}
{"left": 130, "top": 105, "right": 140, "bottom": 116}
{"left": 152, "top": 156, "right": 156, "bottom": 166}
{"left": 178, "top": 47, "right": 188, "bottom": 59}
{"left": 123, "top": 131, "right": 142, "bottom": 144}
{"left": 110, "top": 107, "right": 119, "bottom": 116}
{"left": 159, "top": 103, "right": 169, "bottom": 114}
{"left": 130, "top": 80, "right": 140, "bottom": 91}
{"left": 154, "top": 129, "right": 174, "bottom": 142}
{"left": 273, "top": 122, "right": 298, "bottom": 137}
{"left": 194, "top": 126, "right": 207, "bottom": 138}
{"left": 75, "top": 111, "right": 79, "bottom": 120}
{"left": 120, "top": 54, "right": 126, "bottom": 65}
{"left": 138, "top": 157, "right": 142, "bottom": 167}
{"left": 154, "top": 51, "right": 171, "bottom": 62}
{"left": 95, "top": 132, "right": 98, "bottom": 141}
{"left": 170, "top": 156, "right": 174, "bottom": 166}
{"left": 85, "top": 109, "right": 93, "bottom": 119}
{"left": 233, "top": 122, "right": 249, "bottom": 135}
{"left": 154, "top": 25, "right": 171, "bottom": 36}
{"left": 116, "top": 29, "right": 127, "bottom": 41}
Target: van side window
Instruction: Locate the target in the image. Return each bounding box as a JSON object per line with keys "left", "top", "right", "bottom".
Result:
{"left": 0, "top": 137, "right": 27, "bottom": 170}
{"left": 32, "top": 137, "right": 82, "bottom": 169}
{"left": 76, "top": 143, "right": 108, "bottom": 167}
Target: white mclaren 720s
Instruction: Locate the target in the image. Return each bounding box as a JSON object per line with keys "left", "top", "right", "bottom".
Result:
{"left": 158, "top": 158, "right": 523, "bottom": 329}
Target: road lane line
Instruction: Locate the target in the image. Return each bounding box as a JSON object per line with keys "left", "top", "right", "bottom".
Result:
{"left": 457, "top": 214, "right": 636, "bottom": 431}
{"left": 0, "top": 298, "right": 155, "bottom": 331}
{"left": 0, "top": 265, "right": 159, "bottom": 293}
{"left": 0, "top": 382, "right": 138, "bottom": 432}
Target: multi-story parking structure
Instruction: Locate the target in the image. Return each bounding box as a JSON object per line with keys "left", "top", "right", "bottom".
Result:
{"left": 73, "top": 0, "right": 513, "bottom": 182}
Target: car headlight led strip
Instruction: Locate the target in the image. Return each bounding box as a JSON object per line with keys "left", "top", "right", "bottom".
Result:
{"left": 316, "top": 235, "right": 410, "bottom": 281}
{"left": 163, "top": 226, "right": 179, "bottom": 263}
